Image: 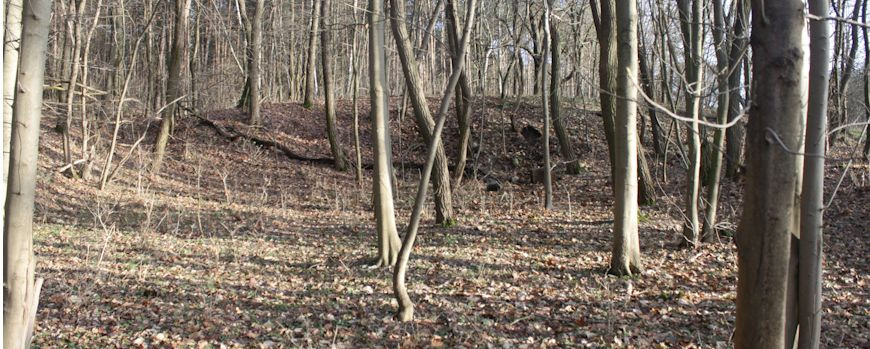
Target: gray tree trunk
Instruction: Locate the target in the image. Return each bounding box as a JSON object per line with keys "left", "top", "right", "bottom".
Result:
{"left": 152, "top": 0, "right": 192, "bottom": 173}
{"left": 248, "top": 0, "right": 264, "bottom": 125}
{"left": 368, "top": 0, "right": 400, "bottom": 267}
{"left": 388, "top": 0, "right": 456, "bottom": 225}
{"left": 725, "top": 0, "right": 749, "bottom": 179}
{"left": 1, "top": 0, "right": 24, "bottom": 231}
{"left": 3, "top": 0, "right": 51, "bottom": 346}
{"left": 303, "top": 0, "right": 321, "bottom": 108}
{"left": 609, "top": 0, "right": 642, "bottom": 276}
{"left": 320, "top": 0, "right": 346, "bottom": 170}
{"left": 677, "top": 0, "right": 704, "bottom": 247}
{"left": 549, "top": 26, "right": 580, "bottom": 175}
{"left": 590, "top": 0, "right": 618, "bottom": 187}
{"left": 734, "top": 0, "right": 806, "bottom": 347}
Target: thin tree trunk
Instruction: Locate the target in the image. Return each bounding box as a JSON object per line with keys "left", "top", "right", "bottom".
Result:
{"left": 321, "top": 0, "right": 346, "bottom": 170}
{"left": 3, "top": 0, "right": 51, "bottom": 346}
{"left": 248, "top": 0, "right": 265, "bottom": 125}
{"left": 701, "top": 0, "right": 730, "bottom": 241}
{"left": 392, "top": 0, "right": 476, "bottom": 321}
{"left": 798, "top": 1, "right": 832, "bottom": 347}
{"left": 549, "top": 26, "right": 580, "bottom": 175}
{"left": 303, "top": 0, "right": 321, "bottom": 108}
{"left": 388, "top": 0, "right": 456, "bottom": 225}
{"left": 541, "top": 1, "right": 553, "bottom": 209}
{"left": 2, "top": 0, "right": 24, "bottom": 225}
{"left": 609, "top": 0, "right": 642, "bottom": 276}
{"left": 726, "top": 0, "right": 749, "bottom": 179}
{"left": 678, "top": 0, "right": 703, "bottom": 247}
{"left": 734, "top": 1, "right": 806, "bottom": 347}
{"left": 590, "top": 0, "right": 618, "bottom": 188}
{"left": 445, "top": 0, "right": 472, "bottom": 186}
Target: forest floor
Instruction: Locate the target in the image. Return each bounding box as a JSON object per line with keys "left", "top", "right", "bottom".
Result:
{"left": 31, "top": 97, "right": 868, "bottom": 348}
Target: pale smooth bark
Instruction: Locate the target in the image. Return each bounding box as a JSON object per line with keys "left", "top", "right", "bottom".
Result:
{"left": 368, "top": 0, "right": 400, "bottom": 267}
{"left": 609, "top": 0, "right": 641, "bottom": 276}
{"left": 303, "top": 0, "right": 321, "bottom": 108}
{"left": 2, "top": 0, "right": 24, "bottom": 228}
{"left": 734, "top": 0, "right": 806, "bottom": 347}
{"left": 798, "top": 0, "right": 832, "bottom": 347}
{"left": 4, "top": 0, "right": 51, "bottom": 346}
{"left": 702, "top": 0, "right": 730, "bottom": 241}
{"left": 678, "top": 0, "right": 704, "bottom": 247}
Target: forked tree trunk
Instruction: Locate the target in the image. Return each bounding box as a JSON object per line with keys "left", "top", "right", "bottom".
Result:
{"left": 388, "top": 0, "right": 456, "bottom": 225}
{"left": 3, "top": 0, "right": 51, "bottom": 346}
{"left": 248, "top": 0, "right": 265, "bottom": 125}
{"left": 393, "top": 0, "right": 477, "bottom": 321}
{"left": 445, "top": 0, "right": 473, "bottom": 186}
{"left": 609, "top": 0, "right": 642, "bottom": 276}
{"left": 303, "top": 0, "right": 321, "bottom": 108}
{"left": 368, "top": 0, "right": 400, "bottom": 267}
{"left": 798, "top": 0, "right": 832, "bottom": 347}
{"left": 321, "top": 0, "right": 347, "bottom": 170}
{"left": 734, "top": 1, "right": 806, "bottom": 347}
{"left": 152, "top": 0, "right": 192, "bottom": 173}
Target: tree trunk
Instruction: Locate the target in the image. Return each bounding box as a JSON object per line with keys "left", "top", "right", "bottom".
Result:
{"left": 303, "top": 0, "right": 321, "bottom": 108}
{"left": 368, "top": 0, "right": 400, "bottom": 267}
{"left": 549, "top": 26, "right": 581, "bottom": 175}
{"left": 2, "top": 0, "right": 24, "bottom": 228}
{"left": 726, "top": 0, "right": 748, "bottom": 179}
{"left": 798, "top": 0, "right": 833, "bottom": 347}
{"left": 320, "top": 0, "right": 346, "bottom": 170}
{"left": 590, "top": 0, "right": 617, "bottom": 187}
{"left": 678, "top": 0, "right": 703, "bottom": 247}
{"left": 609, "top": 0, "right": 642, "bottom": 276}
{"left": 445, "top": 0, "right": 472, "bottom": 186}
{"left": 3, "top": 0, "right": 51, "bottom": 346}
{"left": 388, "top": 0, "right": 456, "bottom": 225}
{"left": 152, "top": 0, "right": 192, "bottom": 174}
{"left": 541, "top": 1, "right": 553, "bottom": 209}
{"left": 734, "top": 1, "right": 806, "bottom": 347}
{"left": 701, "top": 0, "right": 730, "bottom": 242}
{"left": 248, "top": 0, "right": 264, "bottom": 125}
{"left": 393, "top": 0, "right": 477, "bottom": 321}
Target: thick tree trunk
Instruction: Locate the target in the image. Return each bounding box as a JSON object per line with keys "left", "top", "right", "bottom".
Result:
{"left": 3, "top": 0, "right": 51, "bottom": 346}
{"left": 248, "top": 0, "right": 264, "bottom": 125}
{"left": 152, "top": 0, "right": 192, "bottom": 173}
{"left": 388, "top": 0, "right": 456, "bottom": 225}
{"left": 734, "top": 1, "right": 806, "bottom": 347}
{"left": 303, "top": 0, "right": 321, "bottom": 108}
{"left": 368, "top": 0, "right": 400, "bottom": 267}
{"left": 609, "top": 0, "right": 642, "bottom": 276}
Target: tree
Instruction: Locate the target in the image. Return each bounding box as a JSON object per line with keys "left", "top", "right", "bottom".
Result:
{"left": 677, "top": 0, "right": 704, "bottom": 247}
{"left": 393, "top": 0, "right": 477, "bottom": 321}
{"left": 2, "top": 0, "right": 24, "bottom": 233}
{"left": 368, "top": 0, "right": 400, "bottom": 267}
{"left": 798, "top": 0, "right": 833, "bottom": 346}
{"left": 445, "top": 0, "right": 473, "bottom": 186}
{"left": 303, "top": 0, "right": 321, "bottom": 108}
{"left": 725, "top": 0, "right": 749, "bottom": 179}
{"left": 152, "top": 0, "right": 192, "bottom": 173}
{"left": 320, "top": 0, "right": 347, "bottom": 170}
{"left": 590, "top": 0, "right": 617, "bottom": 185}
{"left": 734, "top": 0, "right": 806, "bottom": 347}
{"left": 609, "top": 0, "right": 641, "bottom": 276}
{"left": 541, "top": 1, "right": 553, "bottom": 209}
{"left": 4, "top": 0, "right": 52, "bottom": 345}
{"left": 388, "top": 0, "right": 456, "bottom": 225}
{"left": 548, "top": 15, "right": 581, "bottom": 175}
{"left": 248, "top": 0, "right": 265, "bottom": 125}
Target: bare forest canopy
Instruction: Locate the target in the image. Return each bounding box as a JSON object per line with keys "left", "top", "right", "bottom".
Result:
{"left": 1, "top": 0, "right": 869, "bottom": 347}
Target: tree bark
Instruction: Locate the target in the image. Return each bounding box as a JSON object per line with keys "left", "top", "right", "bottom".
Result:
{"left": 677, "top": 0, "right": 704, "bottom": 247}
{"left": 320, "top": 0, "right": 346, "bottom": 170}
{"left": 725, "top": 0, "right": 749, "bottom": 179}
{"left": 541, "top": 1, "right": 553, "bottom": 209}
{"left": 798, "top": 0, "right": 833, "bottom": 347}
{"left": 609, "top": 0, "right": 642, "bottom": 276}
{"left": 248, "top": 0, "right": 264, "bottom": 125}
{"left": 393, "top": 0, "right": 477, "bottom": 321}
{"left": 549, "top": 26, "right": 581, "bottom": 175}
{"left": 388, "top": 0, "right": 456, "bottom": 225}
{"left": 303, "top": 0, "right": 321, "bottom": 108}
{"left": 445, "top": 0, "right": 473, "bottom": 186}
{"left": 2, "top": 0, "right": 24, "bottom": 230}
{"left": 368, "top": 0, "right": 400, "bottom": 267}
{"left": 590, "top": 0, "right": 617, "bottom": 188}
{"left": 152, "top": 0, "right": 192, "bottom": 173}
{"left": 3, "top": 0, "right": 51, "bottom": 346}
{"left": 734, "top": 1, "right": 806, "bottom": 347}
